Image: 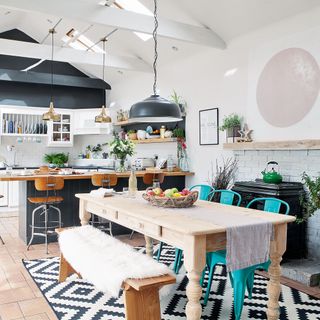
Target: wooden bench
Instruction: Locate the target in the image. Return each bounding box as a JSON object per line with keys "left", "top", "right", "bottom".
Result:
{"left": 57, "top": 228, "right": 175, "bottom": 320}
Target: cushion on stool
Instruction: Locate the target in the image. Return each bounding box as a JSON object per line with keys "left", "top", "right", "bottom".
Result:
{"left": 27, "top": 196, "right": 64, "bottom": 204}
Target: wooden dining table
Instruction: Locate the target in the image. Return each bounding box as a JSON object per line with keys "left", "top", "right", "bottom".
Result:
{"left": 76, "top": 192, "right": 295, "bottom": 320}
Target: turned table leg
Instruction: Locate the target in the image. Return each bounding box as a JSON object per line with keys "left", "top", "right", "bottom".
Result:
{"left": 183, "top": 235, "right": 206, "bottom": 320}
{"left": 79, "top": 199, "right": 91, "bottom": 226}
{"left": 145, "top": 236, "right": 153, "bottom": 257}
{"left": 267, "top": 223, "right": 287, "bottom": 320}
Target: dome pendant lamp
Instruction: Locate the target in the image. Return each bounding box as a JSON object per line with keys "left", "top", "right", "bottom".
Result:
{"left": 129, "top": 0, "right": 182, "bottom": 123}
{"left": 95, "top": 38, "right": 112, "bottom": 124}
{"left": 43, "top": 28, "right": 60, "bottom": 122}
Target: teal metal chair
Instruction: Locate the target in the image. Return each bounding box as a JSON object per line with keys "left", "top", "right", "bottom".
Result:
{"left": 202, "top": 197, "right": 290, "bottom": 320}
{"left": 156, "top": 184, "right": 214, "bottom": 272}
{"left": 174, "top": 189, "right": 241, "bottom": 274}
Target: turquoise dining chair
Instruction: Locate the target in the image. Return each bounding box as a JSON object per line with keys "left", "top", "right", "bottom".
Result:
{"left": 156, "top": 184, "right": 214, "bottom": 272}
{"left": 202, "top": 197, "right": 290, "bottom": 320}
{"left": 173, "top": 189, "right": 241, "bottom": 274}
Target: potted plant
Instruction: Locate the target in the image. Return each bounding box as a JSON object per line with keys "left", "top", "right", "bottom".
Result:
{"left": 43, "top": 153, "right": 69, "bottom": 168}
{"left": 170, "top": 90, "right": 187, "bottom": 115}
{"left": 300, "top": 172, "right": 320, "bottom": 223}
{"left": 208, "top": 157, "right": 238, "bottom": 191}
{"left": 220, "top": 113, "right": 242, "bottom": 142}
{"left": 127, "top": 130, "right": 137, "bottom": 140}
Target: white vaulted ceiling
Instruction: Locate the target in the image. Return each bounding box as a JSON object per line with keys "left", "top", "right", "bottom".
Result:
{"left": 0, "top": 0, "right": 319, "bottom": 84}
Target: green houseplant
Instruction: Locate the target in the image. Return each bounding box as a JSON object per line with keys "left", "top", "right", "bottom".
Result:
{"left": 170, "top": 90, "right": 187, "bottom": 115}
{"left": 300, "top": 172, "right": 320, "bottom": 223}
{"left": 44, "top": 153, "right": 69, "bottom": 167}
{"left": 220, "top": 113, "right": 242, "bottom": 140}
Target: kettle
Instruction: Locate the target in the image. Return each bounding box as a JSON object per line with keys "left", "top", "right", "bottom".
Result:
{"left": 261, "top": 161, "right": 283, "bottom": 184}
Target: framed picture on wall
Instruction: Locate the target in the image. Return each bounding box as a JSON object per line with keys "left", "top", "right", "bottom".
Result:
{"left": 199, "top": 108, "right": 219, "bottom": 145}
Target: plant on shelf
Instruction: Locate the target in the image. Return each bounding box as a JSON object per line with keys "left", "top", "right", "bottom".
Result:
{"left": 127, "top": 130, "right": 137, "bottom": 141}
{"left": 108, "top": 135, "right": 135, "bottom": 172}
{"left": 208, "top": 157, "right": 238, "bottom": 193}
{"left": 220, "top": 113, "right": 243, "bottom": 141}
{"left": 86, "top": 143, "right": 107, "bottom": 159}
{"left": 43, "top": 153, "right": 69, "bottom": 167}
{"left": 170, "top": 90, "right": 187, "bottom": 115}
{"left": 300, "top": 172, "right": 320, "bottom": 223}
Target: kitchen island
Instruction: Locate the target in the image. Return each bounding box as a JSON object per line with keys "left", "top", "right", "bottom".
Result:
{"left": 0, "top": 170, "right": 194, "bottom": 244}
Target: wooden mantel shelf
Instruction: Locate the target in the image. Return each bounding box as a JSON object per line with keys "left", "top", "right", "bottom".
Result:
{"left": 223, "top": 139, "right": 320, "bottom": 151}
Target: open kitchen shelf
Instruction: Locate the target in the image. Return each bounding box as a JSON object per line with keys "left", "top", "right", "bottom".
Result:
{"left": 223, "top": 139, "right": 320, "bottom": 150}
{"left": 131, "top": 138, "right": 177, "bottom": 144}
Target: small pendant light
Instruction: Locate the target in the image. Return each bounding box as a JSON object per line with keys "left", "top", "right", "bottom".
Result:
{"left": 95, "top": 38, "right": 112, "bottom": 123}
{"left": 129, "top": 0, "right": 182, "bottom": 123}
{"left": 43, "top": 28, "right": 60, "bottom": 122}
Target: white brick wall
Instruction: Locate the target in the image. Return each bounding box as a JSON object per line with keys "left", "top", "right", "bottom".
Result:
{"left": 234, "top": 149, "right": 320, "bottom": 260}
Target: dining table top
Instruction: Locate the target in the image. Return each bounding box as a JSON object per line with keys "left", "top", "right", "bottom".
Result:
{"left": 75, "top": 192, "right": 296, "bottom": 236}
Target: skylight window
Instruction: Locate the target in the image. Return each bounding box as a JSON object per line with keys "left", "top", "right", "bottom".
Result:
{"left": 62, "top": 29, "right": 104, "bottom": 53}
{"left": 100, "top": 0, "right": 153, "bottom": 41}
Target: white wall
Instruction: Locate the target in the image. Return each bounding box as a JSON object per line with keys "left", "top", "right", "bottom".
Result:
{"left": 110, "top": 7, "right": 320, "bottom": 187}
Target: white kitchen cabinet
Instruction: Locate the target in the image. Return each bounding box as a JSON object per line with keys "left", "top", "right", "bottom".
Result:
{"left": 0, "top": 181, "right": 8, "bottom": 207}
{"left": 73, "top": 109, "right": 112, "bottom": 135}
{"left": 47, "top": 111, "right": 74, "bottom": 147}
{"left": 8, "top": 181, "right": 19, "bottom": 207}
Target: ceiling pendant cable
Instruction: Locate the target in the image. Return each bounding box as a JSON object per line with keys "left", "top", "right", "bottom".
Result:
{"left": 129, "top": 0, "right": 182, "bottom": 123}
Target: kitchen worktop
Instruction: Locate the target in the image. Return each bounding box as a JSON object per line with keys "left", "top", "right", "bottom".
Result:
{"left": 0, "top": 170, "right": 194, "bottom": 181}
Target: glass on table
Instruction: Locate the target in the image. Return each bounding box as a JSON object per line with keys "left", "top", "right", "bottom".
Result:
{"left": 122, "top": 187, "right": 129, "bottom": 197}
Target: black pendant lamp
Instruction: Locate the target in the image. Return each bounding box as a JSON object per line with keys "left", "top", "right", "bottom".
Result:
{"left": 129, "top": 0, "right": 182, "bottom": 123}
{"left": 95, "top": 38, "right": 112, "bottom": 123}
{"left": 43, "top": 28, "right": 60, "bottom": 122}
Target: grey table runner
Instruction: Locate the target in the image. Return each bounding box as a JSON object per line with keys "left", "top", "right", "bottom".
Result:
{"left": 128, "top": 195, "right": 273, "bottom": 272}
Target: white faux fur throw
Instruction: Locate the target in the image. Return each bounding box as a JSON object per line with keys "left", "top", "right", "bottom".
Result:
{"left": 58, "top": 225, "right": 172, "bottom": 297}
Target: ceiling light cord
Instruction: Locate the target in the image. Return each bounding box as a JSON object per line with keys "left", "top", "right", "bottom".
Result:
{"left": 50, "top": 28, "right": 55, "bottom": 104}
{"left": 102, "top": 39, "right": 107, "bottom": 106}
{"left": 152, "top": 0, "right": 158, "bottom": 96}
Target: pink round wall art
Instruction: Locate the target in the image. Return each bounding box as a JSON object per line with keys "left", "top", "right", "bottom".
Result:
{"left": 256, "top": 48, "right": 320, "bottom": 127}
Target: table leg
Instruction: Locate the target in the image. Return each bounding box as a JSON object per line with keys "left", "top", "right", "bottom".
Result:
{"left": 183, "top": 235, "right": 206, "bottom": 320}
{"left": 145, "top": 236, "right": 153, "bottom": 257}
{"left": 267, "top": 223, "right": 287, "bottom": 320}
{"left": 79, "top": 199, "right": 91, "bottom": 226}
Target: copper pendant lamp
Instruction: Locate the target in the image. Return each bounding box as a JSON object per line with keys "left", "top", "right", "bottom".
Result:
{"left": 95, "top": 39, "right": 112, "bottom": 123}
{"left": 43, "top": 28, "right": 60, "bottom": 122}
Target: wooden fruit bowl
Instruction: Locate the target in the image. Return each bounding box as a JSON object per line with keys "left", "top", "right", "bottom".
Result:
{"left": 142, "top": 190, "right": 198, "bottom": 208}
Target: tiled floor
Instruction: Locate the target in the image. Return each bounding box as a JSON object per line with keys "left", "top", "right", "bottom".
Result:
{"left": 0, "top": 214, "right": 319, "bottom": 320}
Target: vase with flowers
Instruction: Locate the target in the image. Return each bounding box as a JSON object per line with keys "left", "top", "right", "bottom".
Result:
{"left": 109, "top": 135, "right": 135, "bottom": 172}
{"left": 173, "top": 128, "right": 189, "bottom": 171}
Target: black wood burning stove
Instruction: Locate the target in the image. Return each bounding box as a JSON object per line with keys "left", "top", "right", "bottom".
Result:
{"left": 232, "top": 179, "right": 306, "bottom": 259}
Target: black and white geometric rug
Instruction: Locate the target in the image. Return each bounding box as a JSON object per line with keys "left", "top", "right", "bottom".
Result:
{"left": 23, "top": 244, "right": 320, "bottom": 320}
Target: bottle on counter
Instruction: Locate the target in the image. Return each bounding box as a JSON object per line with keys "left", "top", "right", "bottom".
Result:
{"left": 129, "top": 168, "right": 137, "bottom": 197}
{"left": 167, "top": 154, "right": 174, "bottom": 172}
{"left": 160, "top": 125, "right": 166, "bottom": 139}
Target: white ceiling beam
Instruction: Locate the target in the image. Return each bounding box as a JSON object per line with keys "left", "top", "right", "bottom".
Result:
{"left": 0, "top": 38, "right": 151, "bottom": 72}
{"left": 0, "top": 0, "right": 226, "bottom": 49}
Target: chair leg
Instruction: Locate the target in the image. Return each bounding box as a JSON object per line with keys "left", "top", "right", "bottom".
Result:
{"left": 246, "top": 271, "right": 255, "bottom": 299}
{"left": 129, "top": 230, "right": 135, "bottom": 240}
{"left": 27, "top": 205, "right": 43, "bottom": 251}
{"left": 233, "top": 279, "right": 246, "bottom": 320}
{"left": 175, "top": 249, "right": 183, "bottom": 274}
{"left": 203, "top": 261, "right": 217, "bottom": 306}
{"left": 200, "top": 266, "right": 207, "bottom": 287}
{"left": 0, "top": 235, "right": 4, "bottom": 245}
{"left": 44, "top": 205, "right": 49, "bottom": 254}
{"left": 172, "top": 248, "right": 181, "bottom": 274}
{"left": 156, "top": 242, "right": 163, "bottom": 261}
{"left": 109, "top": 222, "right": 113, "bottom": 236}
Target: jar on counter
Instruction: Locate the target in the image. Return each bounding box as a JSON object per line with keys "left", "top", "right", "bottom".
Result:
{"left": 167, "top": 155, "right": 174, "bottom": 172}
{"left": 160, "top": 125, "right": 166, "bottom": 139}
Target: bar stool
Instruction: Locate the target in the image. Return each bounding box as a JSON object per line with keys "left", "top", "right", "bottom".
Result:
{"left": 143, "top": 172, "right": 165, "bottom": 188}
{"left": 27, "top": 176, "right": 64, "bottom": 254}
{"left": 91, "top": 173, "right": 118, "bottom": 236}
{"left": 0, "top": 195, "right": 4, "bottom": 244}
